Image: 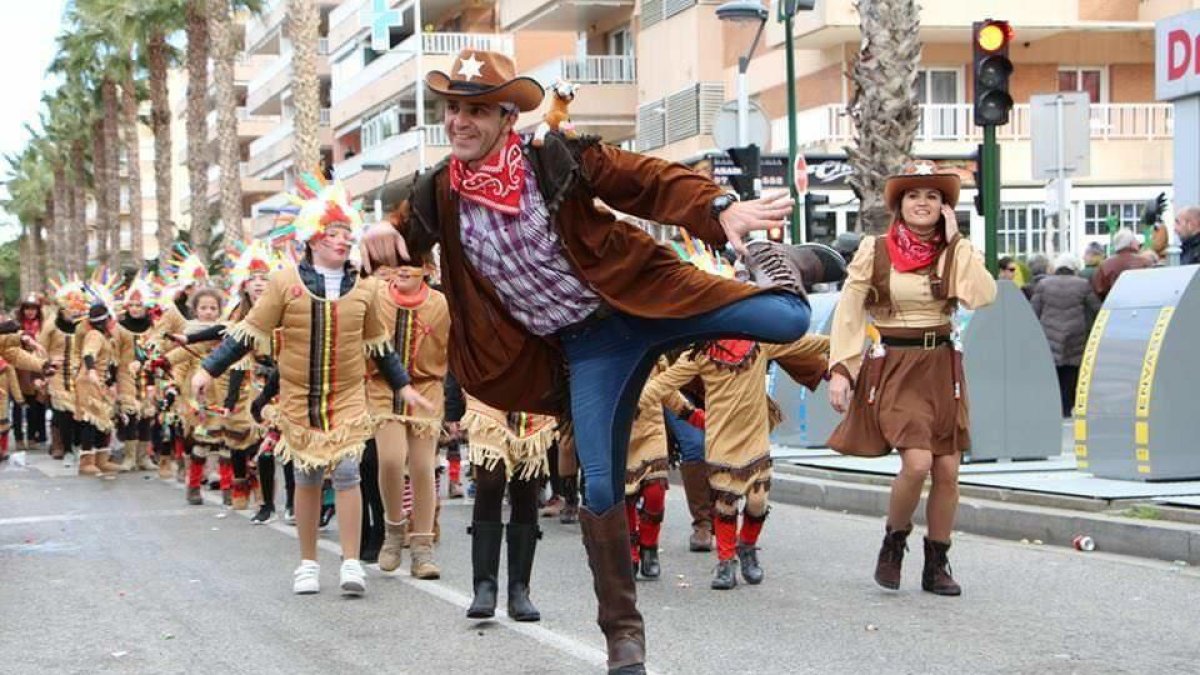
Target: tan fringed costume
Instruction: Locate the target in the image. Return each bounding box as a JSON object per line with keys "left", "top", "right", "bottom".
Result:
{"left": 827, "top": 235, "right": 996, "bottom": 457}
{"left": 364, "top": 285, "right": 450, "bottom": 438}
{"left": 640, "top": 335, "right": 829, "bottom": 509}
{"left": 166, "top": 321, "right": 221, "bottom": 447}
{"left": 39, "top": 318, "right": 82, "bottom": 415}
{"left": 115, "top": 323, "right": 158, "bottom": 421}
{"left": 0, "top": 359, "right": 24, "bottom": 434}
{"left": 74, "top": 326, "right": 118, "bottom": 434}
{"left": 227, "top": 265, "right": 390, "bottom": 471}
{"left": 625, "top": 358, "right": 691, "bottom": 495}
{"left": 462, "top": 396, "right": 555, "bottom": 481}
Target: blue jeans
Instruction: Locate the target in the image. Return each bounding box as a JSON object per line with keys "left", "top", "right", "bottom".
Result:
{"left": 560, "top": 292, "right": 811, "bottom": 513}
{"left": 663, "top": 409, "right": 705, "bottom": 464}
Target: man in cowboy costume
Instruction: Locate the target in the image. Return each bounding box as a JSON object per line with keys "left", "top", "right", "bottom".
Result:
{"left": 363, "top": 50, "right": 843, "bottom": 674}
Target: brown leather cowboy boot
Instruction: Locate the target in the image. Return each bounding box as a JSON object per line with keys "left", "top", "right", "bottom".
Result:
{"left": 579, "top": 506, "right": 647, "bottom": 675}
{"left": 922, "top": 537, "right": 962, "bottom": 596}
{"left": 874, "top": 524, "right": 912, "bottom": 590}
{"left": 678, "top": 461, "right": 713, "bottom": 552}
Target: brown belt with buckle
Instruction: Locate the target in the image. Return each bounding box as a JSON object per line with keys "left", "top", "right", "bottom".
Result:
{"left": 877, "top": 325, "right": 953, "bottom": 350}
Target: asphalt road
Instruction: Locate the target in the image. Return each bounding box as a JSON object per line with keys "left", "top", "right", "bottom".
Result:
{"left": 2, "top": 452, "right": 1199, "bottom": 675}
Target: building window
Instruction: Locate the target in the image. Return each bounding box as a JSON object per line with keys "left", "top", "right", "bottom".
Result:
{"left": 1083, "top": 201, "right": 1140, "bottom": 237}
{"left": 998, "top": 205, "right": 1046, "bottom": 256}
{"left": 1058, "top": 67, "right": 1105, "bottom": 103}
{"left": 607, "top": 26, "right": 633, "bottom": 58}
{"left": 916, "top": 69, "right": 961, "bottom": 139}
{"left": 362, "top": 105, "right": 400, "bottom": 149}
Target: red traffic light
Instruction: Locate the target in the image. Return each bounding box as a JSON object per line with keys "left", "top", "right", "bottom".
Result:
{"left": 975, "top": 20, "right": 1014, "bottom": 53}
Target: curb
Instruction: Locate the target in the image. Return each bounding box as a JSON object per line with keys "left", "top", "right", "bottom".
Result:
{"left": 670, "top": 465, "right": 1200, "bottom": 566}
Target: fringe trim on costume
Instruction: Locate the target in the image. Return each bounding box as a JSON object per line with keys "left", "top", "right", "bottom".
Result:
{"left": 767, "top": 396, "right": 784, "bottom": 432}
{"left": 373, "top": 413, "right": 441, "bottom": 439}
{"left": 468, "top": 442, "right": 550, "bottom": 481}
{"left": 712, "top": 478, "right": 772, "bottom": 506}
{"left": 624, "top": 457, "right": 671, "bottom": 493}
{"left": 226, "top": 321, "right": 273, "bottom": 355}
{"left": 363, "top": 335, "right": 394, "bottom": 358}
{"left": 50, "top": 394, "right": 76, "bottom": 414}
{"left": 707, "top": 453, "right": 774, "bottom": 483}
{"left": 265, "top": 406, "right": 371, "bottom": 472}
{"left": 78, "top": 410, "right": 115, "bottom": 434}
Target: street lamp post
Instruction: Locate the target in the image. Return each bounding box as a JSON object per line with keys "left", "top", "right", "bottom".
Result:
{"left": 362, "top": 161, "right": 392, "bottom": 222}
{"left": 716, "top": 2, "right": 769, "bottom": 150}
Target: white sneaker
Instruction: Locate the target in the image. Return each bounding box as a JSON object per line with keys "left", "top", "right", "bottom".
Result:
{"left": 340, "top": 559, "right": 366, "bottom": 597}
{"left": 293, "top": 560, "right": 320, "bottom": 595}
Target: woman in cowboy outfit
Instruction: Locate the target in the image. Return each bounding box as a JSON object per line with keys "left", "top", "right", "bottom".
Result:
{"left": 827, "top": 161, "right": 996, "bottom": 596}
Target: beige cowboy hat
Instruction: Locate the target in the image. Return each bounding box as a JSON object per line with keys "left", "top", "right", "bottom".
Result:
{"left": 425, "top": 49, "right": 544, "bottom": 113}
{"left": 883, "top": 159, "right": 961, "bottom": 212}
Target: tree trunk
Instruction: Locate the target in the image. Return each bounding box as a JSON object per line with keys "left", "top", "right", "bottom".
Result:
{"left": 123, "top": 71, "right": 146, "bottom": 267}
{"left": 210, "top": 0, "right": 243, "bottom": 247}
{"left": 289, "top": 0, "right": 321, "bottom": 173}
{"left": 844, "top": 0, "right": 921, "bottom": 234}
{"left": 45, "top": 194, "right": 59, "bottom": 282}
{"left": 186, "top": 0, "right": 212, "bottom": 262}
{"left": 103, "top": 78, "right": 122, "bottom": 270}
{"left": 94, "top": 119, "right": 110, "bottom": 268}
{"left": 19, "top": 232, "right": 31, "bottom": 298}
{"left": 148, "top": 29, "right": 175, "bottom": 268}
{"left": 51, "top": 170, "right": 67, "bottom": 278}
{"left": 70, "top": 140, "right": 88, "bottom": 277}
{"left": 32, "top": 218, "right": 47, "bottom": 294}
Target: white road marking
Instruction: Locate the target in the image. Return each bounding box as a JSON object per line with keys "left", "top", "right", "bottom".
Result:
{"left": 0, "top": 508, "right": 201, "bottom": 526}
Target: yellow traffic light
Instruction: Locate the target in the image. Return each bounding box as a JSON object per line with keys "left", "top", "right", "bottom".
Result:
{"left": 976, "top": 21, "right": 1012, "bottom": 53}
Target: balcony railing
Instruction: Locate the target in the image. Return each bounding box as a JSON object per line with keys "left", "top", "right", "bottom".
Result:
{"left": 423, "top": 32, "right": 514, "bottom": 56}
{"left": 776, "top": 102, "right": 1175, "bottom": 150}
{"left": 249, "top": 120, "right": 294, "bottom": 158}
{"left": 320, "top": 108, "right": 330, "bottom": 125}
{"left": 527, "top": 55, "right": 636, "bottom": 86}
{"left": 335, "top": 125, "right": 449, "bottom": 181}
{"left": 318, "top": 38, "right": 329, "bottom": 55}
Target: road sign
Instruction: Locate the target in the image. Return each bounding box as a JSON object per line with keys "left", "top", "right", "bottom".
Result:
{"left": 367, "top": 0, "right": 403, "bottom": 52}
{"left": 712, "top": 100, "right": 770, "bottom": 151}
{"left": 1031, "top": 92, "right": 1091, "bottom": 180}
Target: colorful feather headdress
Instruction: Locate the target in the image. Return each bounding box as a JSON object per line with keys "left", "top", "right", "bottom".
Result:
{"left": 50, "top": 274, "right": 89, "bottom": 315}
{"left": 84, "top": 267, "right": 122, "bottom": 318}
{"left": 271, "top": 172, "right": 364, "bottom": 245}
{"left": 163, "top": 243, "right": 210, "bottom": 289}
{"left": 669, "top": 235, "right": 735, "bottom": 279}
{"left": 120, "top": 270, "right": 162, "bottom": 309}
{"left": 226, "top": 239, "right": 281, "bottom": 290}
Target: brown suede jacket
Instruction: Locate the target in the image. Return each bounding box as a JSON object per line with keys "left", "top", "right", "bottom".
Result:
{"left": 395, "top": 133, "right": 763, "bottom": 414}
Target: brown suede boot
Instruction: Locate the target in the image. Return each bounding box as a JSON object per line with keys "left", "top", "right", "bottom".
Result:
{"left": 157, "top": 456, "right": 173, "bottom": 480}
{"left": 49, "top": 425, "right": 64, "bottom": 460}
{"left": 874, "top": 524, "right": 911, "bottom": 590}
{"left": 679, "top": 461, "right": 713, "bottom": 553}
{"left": 77, "top": 452, "right": 102, "bottom": 477}
{"left": 579, "top": 506, "right": 647, "bottom": 675}
{"left": 922, "top": 537, "right": 962, "bottom": 596}
{"left": 378, "top": 518, "right": 408, "bottom": 573}
{"left": 95, "top": 450, "right": 122, "bottom": 475}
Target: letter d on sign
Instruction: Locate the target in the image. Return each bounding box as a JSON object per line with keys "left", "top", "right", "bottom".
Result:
{"left": 1169, "top": 29, "right": 1192, "bottom": 80}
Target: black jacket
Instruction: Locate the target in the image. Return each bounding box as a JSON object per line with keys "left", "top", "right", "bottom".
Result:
{"left": 1182, "top": 234, "right": 1200, "bottom": 266}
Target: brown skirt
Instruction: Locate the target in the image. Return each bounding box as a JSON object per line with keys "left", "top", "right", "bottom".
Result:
{"left": 828, "top": 344, "right": 969, "bottom": 457}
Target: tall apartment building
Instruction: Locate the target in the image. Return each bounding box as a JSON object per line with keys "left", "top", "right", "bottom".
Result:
{"left": 226, "top": 0, "right": 1178, "bottom": 259}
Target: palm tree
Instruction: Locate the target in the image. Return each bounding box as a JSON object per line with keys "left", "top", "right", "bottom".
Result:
{"left": 844, "top": 0, "right": 921, "bottom": 234}
{"left": 289, "top": 0, "right": 321, "bottom": 173}
{"left": 4, "top": 145, "right": 53, "bottom": 290}
{"left": 186, "top": 0, "right": 212, "bottom": 262}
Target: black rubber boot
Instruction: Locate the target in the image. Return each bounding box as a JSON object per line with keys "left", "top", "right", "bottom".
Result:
{"left": 711, "top": 559, "right": 738, "bottom": 590}
{"left": 466, "top": 521, "right": 504, "bottom": 619}
{"left": 505, "top": 523, "right": 542, "bottom": 622}
{"left": 736, "top": 544, "right": 764, "bottom": 585}
{"left": 638, "top": 547, "right": 660, "bottom": 579}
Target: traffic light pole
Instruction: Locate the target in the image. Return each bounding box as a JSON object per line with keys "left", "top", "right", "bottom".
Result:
{"left": 982, "top": 125, "right": 1001, "bottom": 275}
{"left": 785, "top": 15, "right": 801, "bottom": 243}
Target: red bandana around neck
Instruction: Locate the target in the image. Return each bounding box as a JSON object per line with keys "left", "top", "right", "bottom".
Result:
{"left": 449, "top": 132, "right": 525, "bottom": 216}
{"left": 886, "top": 221, "right": 945, "bottom": 273}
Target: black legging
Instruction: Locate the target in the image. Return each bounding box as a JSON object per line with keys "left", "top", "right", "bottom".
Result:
{"left": 359, "top": 441, "right": 385, "bottom": 553}
{"left": 231, "top": 445, "right": 255, "bottom": 480}
{"left": 79, "top": 422, "right": 108, "bottom": 452}
{"left": 472, "top": 462, "right": 539, "bottom": 525}
{"left": 53, "top": 409, "right": 77, "bottom": 450}
{"left": 13, "top": 399, "right": 47, "bottom": 443}
{"left": 258, "top": 453, "right": 276, "bottom": 508}
{"left": 117, "top": 417, "right": 152, "bottom": 443}
{"left": 283, "top": 460, "right": 296, "bottom": 511}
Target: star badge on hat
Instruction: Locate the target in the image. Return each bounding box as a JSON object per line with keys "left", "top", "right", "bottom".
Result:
{"left": 458, "top": 53, "right": 484, "bottom": 81}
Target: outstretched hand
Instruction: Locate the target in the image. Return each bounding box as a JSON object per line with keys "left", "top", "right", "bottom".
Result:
{"left": 718, "top": 190, "right": 794, "bottom": 255}
{"left": 360, "top": 222, "right": 410, "bottom": 270}
{"left": 400, "top": 384, "right": 435, "bottom": 414}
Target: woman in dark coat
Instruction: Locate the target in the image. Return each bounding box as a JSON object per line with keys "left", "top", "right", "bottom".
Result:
{"left": 1031, "top": 253, "right": 1102, "bottom": 417}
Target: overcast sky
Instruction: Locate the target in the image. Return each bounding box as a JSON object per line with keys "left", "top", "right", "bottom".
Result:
{"left": 0, "top": 0, "right": 68, "bottom": 243}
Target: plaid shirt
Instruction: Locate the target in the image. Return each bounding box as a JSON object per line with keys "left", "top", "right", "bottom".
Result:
{"left": 458, "top": 159, "right": 601, "bottom": 336}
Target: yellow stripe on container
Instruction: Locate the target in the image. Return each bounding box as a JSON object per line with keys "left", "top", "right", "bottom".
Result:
{"left": 1074, "top": 309, "right": 1109, "bottom": 419}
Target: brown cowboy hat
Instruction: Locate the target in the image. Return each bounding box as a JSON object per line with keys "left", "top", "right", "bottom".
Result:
{"left": 883, "top": 160, "right": 961, "bottom": 212}
{"left": 425, "top": 50, "right": 544, "bottom": 113}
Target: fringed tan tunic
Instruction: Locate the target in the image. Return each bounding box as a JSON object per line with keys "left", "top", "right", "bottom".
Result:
{"left": 641, "top": 335, "right": 829, "bottom": 506}
{"left": 625, "top": 358, "right": 691, "bottom": 495}
{"left": 365, "top": 286, "right": 450, "bottom": 439}
{"left": 38, "top": 319, "right": 81, "bottom": 414}
{"left": 463, "top": 395, "right": 555, "bottom": 481}
{"left": 74, "top": 326, "right": 118, "bottom": 433}
{"left": 227, "top": 266, "right": 391, "bottom": 471}
{"left": 0, "top": 361, "right": 23, "bottom": 432}
{"left": 166, "top": 321, "right": 220, "bottom": 444}
{"left": 115, "top": 322, "right": 157, "bottom": 419}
